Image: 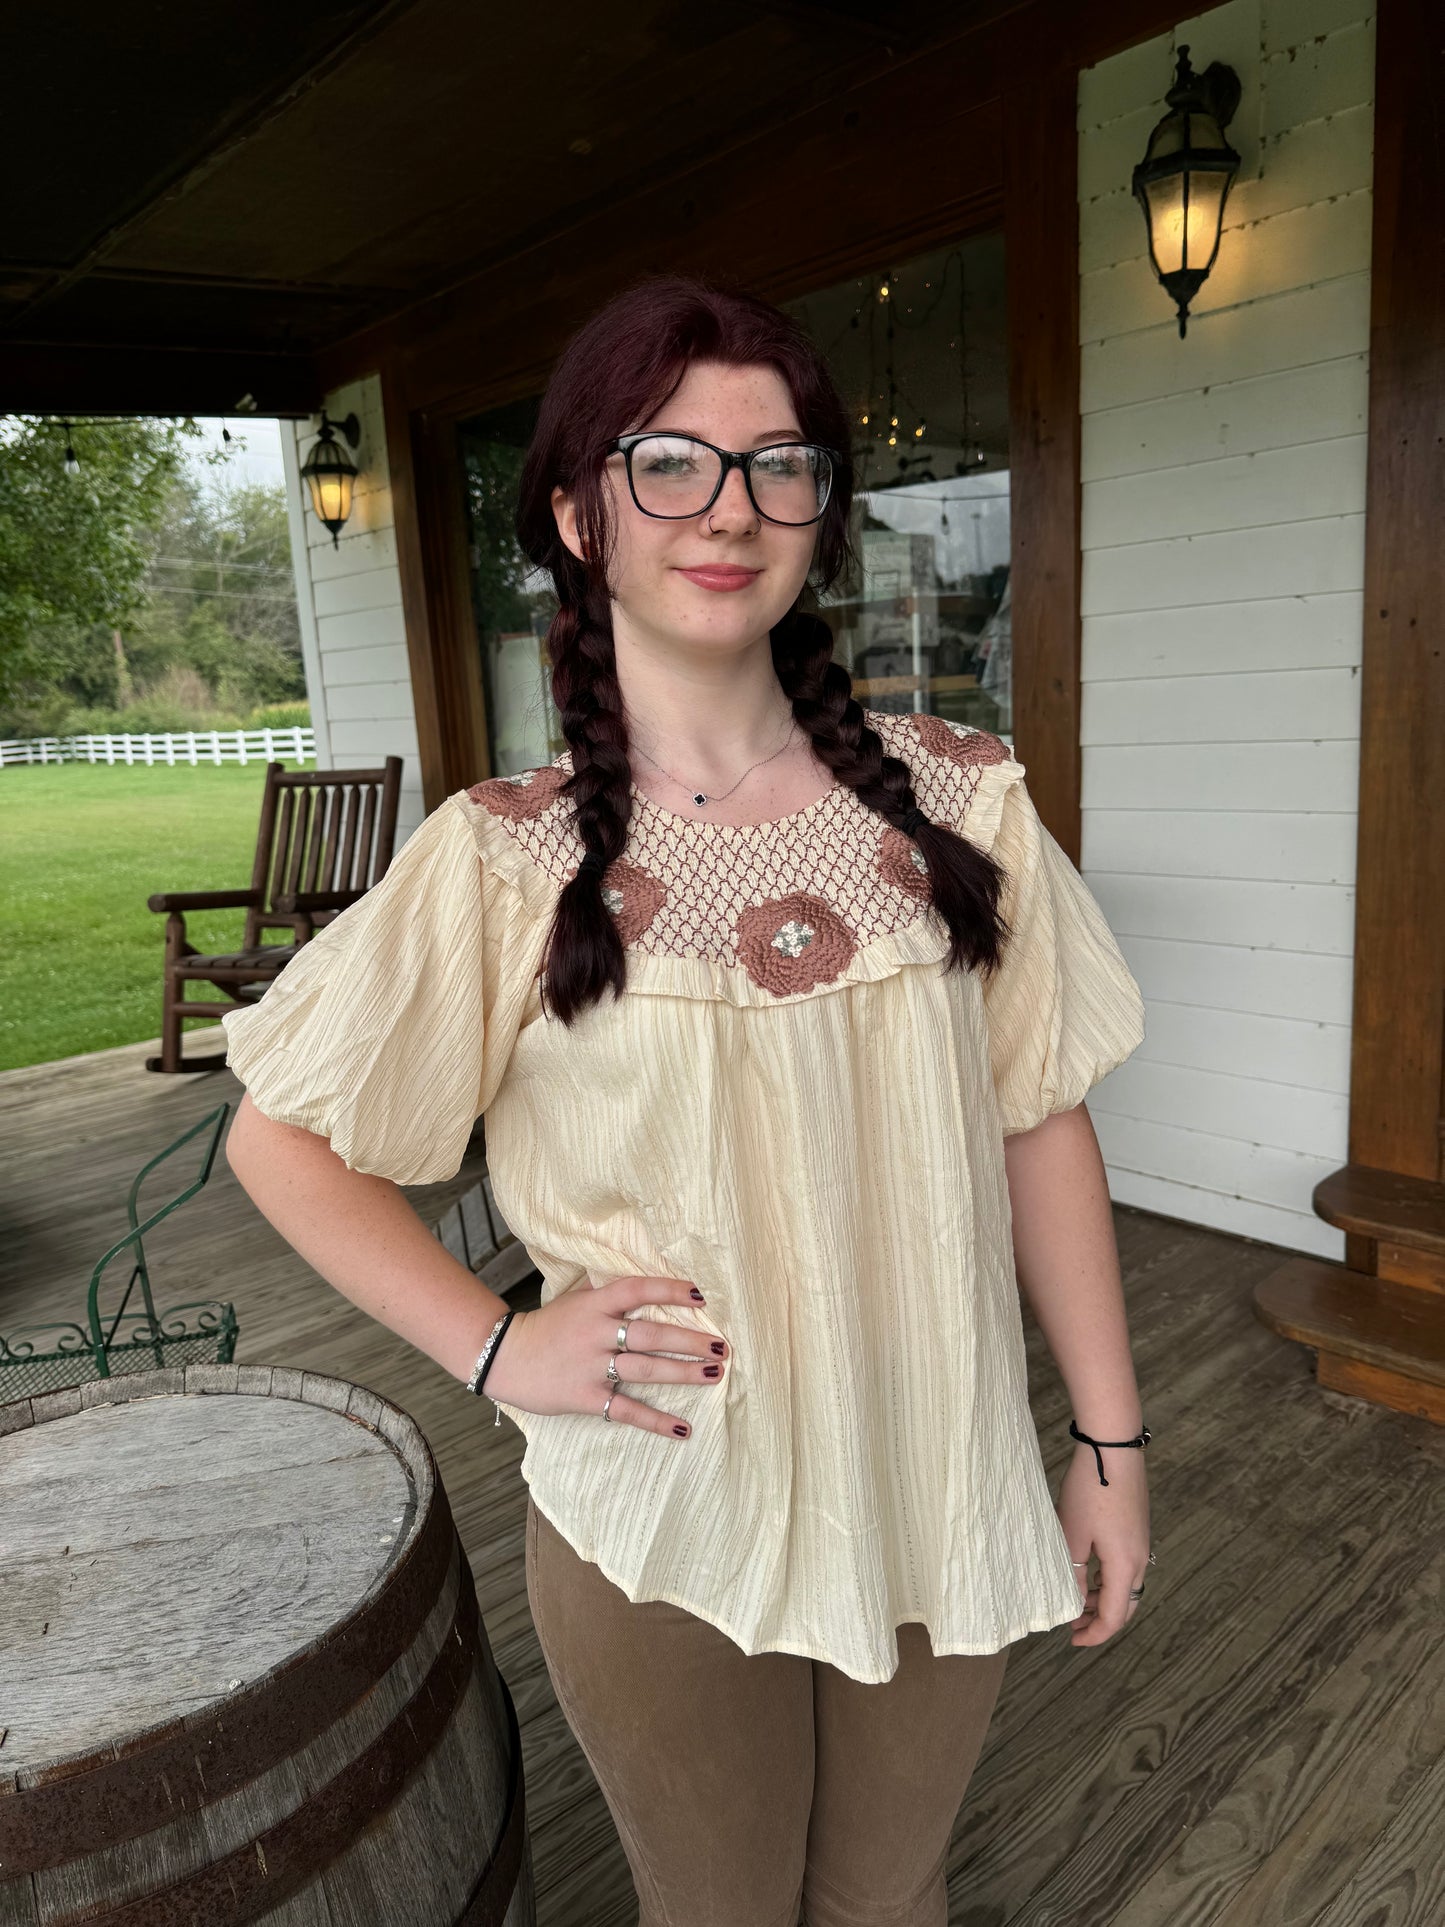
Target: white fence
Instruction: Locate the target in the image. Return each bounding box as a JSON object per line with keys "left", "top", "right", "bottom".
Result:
{"left": 0, "top": 728, "right": 316, "bottom": 769}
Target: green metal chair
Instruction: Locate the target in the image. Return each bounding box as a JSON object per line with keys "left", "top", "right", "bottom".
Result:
{"left": 0, "top": 1104, "right": 239, "bottom": 1403}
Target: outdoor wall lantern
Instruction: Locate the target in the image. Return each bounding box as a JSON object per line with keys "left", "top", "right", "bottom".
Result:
{"left": 1132, "top": 44, "right": 1242, "bottom": 338}
{"left": 300, "top": 410, "right": 362, "bottom": 547}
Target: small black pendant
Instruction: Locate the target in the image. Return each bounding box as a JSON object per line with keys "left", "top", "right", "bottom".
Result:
{"left": 693, "top": 792, "right": 708, "bottom": 806}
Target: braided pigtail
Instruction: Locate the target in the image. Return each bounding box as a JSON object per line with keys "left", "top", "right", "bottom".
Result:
{"left": 538, "top": 581, "right": 634, "bottom": 1023}
{"left": 770, "top": 603, "right": 1012, "bottom": 977}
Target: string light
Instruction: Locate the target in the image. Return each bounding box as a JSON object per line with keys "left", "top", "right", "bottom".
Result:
{"left": 37, "top": 411, "right": 240, "bottom": 477}
{"left": 824, "top": 249, "right": 992, "bottom": 480}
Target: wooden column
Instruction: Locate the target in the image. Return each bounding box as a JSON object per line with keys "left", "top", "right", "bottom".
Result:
{"left": 381, "top": 370, "right": 492, "bottom": 808}
{"left": 1350, "top": 0, "right": 1445, "bottom": 1184}
{"left": 1253, "top": 0, "right": 1445, "bottom": 1424}
{"left": 1001, "top": 36, "right": 1083, "bottom": 863}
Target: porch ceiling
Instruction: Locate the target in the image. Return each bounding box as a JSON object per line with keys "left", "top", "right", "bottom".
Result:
{"left": 1, "top": 0, "right": 1002, "bottom": 415}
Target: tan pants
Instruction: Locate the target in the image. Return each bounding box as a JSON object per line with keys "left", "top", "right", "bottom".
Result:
{"left": 525, "top": 1493, "right": 1010, "bottom": 1927}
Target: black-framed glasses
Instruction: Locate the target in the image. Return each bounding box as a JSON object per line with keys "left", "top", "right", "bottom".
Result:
{"left": 605, "top": 432, "right": 839, "bottom": 526}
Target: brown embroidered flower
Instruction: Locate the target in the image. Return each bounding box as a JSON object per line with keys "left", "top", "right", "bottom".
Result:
{"left": 735, "top": 891, "right": 859, "bottom": 997}
{"left": 581, "top": 855, "right": 667, "bottom": 945}
{"left": 877, "top": 825, "right": 933, "bottom": 903}
{"left": 467, "top": 764, "right": 568, "bottom": 822}
{"left": 909, "top": 713, "right": 1011, "bottom": 770}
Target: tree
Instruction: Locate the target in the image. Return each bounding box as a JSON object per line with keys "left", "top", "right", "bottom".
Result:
{"left": 0, "top": 417, "right": 201, "bottom": 725}
{"left": 0, "top": 422, "right": 306, "bottom": 734}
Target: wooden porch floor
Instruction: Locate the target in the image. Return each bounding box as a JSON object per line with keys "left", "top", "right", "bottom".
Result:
{"left": 3, "top": 1040, "right": 1442, "bottom": 1925}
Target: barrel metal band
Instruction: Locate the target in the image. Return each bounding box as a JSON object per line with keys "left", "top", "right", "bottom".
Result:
{"left": 56, "top": 1557, "right": 501, "bottom": 1923}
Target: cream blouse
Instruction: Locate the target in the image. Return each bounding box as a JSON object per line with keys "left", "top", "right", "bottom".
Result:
{"left": 222, "top": 707, "right": 1146, "bottom": 1685}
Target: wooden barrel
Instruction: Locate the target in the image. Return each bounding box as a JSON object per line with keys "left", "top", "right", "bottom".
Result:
{"left": 0, "top": 1364, "right": 533, "bottom": 1926}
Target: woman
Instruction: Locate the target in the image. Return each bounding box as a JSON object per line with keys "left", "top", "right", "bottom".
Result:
{"left": 224, "top": 272, "right": 1152, "bottom": 1927}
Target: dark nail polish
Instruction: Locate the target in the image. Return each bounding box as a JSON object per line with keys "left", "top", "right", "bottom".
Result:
{"left": 710, "top": 1341, "right": 726, "bottom": 1356}
{"left": 703, "top": 1363, "right": 720, "bottom": 1377}
{"left": 690, "top": 1287, "right": 705, "bottom": 1302}
{"left": 674, "top": 1424, "right": 689, "bottom": 1436}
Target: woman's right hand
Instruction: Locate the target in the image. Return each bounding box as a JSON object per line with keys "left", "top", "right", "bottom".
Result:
{"left": 482, "top": 1273, "right": 728, "bottom": 1440}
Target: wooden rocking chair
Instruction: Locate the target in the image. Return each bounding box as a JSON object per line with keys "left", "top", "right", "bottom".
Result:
{"left": 145, "top": 757, "right": 403, "bottom": 1073}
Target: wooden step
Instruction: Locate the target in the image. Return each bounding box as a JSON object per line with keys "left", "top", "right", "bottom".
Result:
{"left": 1255, "top": 1256, "right": 1445, "bottom": 1424}
{"left": 1313, "top": 1163, "right": 1445, "bottom": 1258}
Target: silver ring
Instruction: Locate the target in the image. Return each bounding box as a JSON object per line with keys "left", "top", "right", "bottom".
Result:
{"left": 1129, "top": 1585, "right": 1145, "bottom": 1600}
{"left": 603, "top": 1391, "right": 615, "bottom": 1421}
{"left": 616, "top": 1322, "right": 630, "bottom": 1351}
{"left": 1071, "top": 1559, "right": 1089, "bottom": 1568}
{"left": 606, "top": 1354, "right": 620, "bottom": 1384}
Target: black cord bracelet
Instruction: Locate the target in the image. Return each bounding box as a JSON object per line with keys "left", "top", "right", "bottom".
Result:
{"left": 1068, "top": 1419, "right": 1152, "bottom": 1487}
{"left": 472, "top": 1310, "right": 515, "bottom": 1396}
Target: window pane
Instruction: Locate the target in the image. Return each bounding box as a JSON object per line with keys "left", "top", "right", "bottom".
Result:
{"left": 781, "top": 233, "right": 1012, "bottom": 738}
{"left": 457, "top": 395, "right": 561, "bottom": 777}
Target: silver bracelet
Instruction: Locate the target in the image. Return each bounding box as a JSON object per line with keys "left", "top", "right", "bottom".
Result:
{"left": 467, "top": 1312, "right": 511, "bottom": 1426}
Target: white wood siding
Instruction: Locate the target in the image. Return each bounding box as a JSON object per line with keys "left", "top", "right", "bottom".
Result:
{"left": 281, "top": 373, "right": 426, "bottom": 843}
{"left": 1077, "top": 0, "right": 1375, "bottom": 1259}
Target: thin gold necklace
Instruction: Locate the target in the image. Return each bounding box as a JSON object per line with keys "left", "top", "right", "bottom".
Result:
{"left": 632, "top": 716, "right": 799, "bottom": 808}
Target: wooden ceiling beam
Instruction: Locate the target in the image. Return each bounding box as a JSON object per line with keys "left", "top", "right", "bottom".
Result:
{"left": 0, "top": 342, "right": 322, "bottom": 417}
{"left": 0, "top": 263, "right": 406, "bottom": 305}
{"left": 733, "top": 0, "right": 919, "bottom": 48}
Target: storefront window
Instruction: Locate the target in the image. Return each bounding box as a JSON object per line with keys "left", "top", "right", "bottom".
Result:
{"left": 458, "top": 229, "right": 1010, "bottom": 773}
{"left": 781, "top": 232, "right": 1011, "bottom": 736}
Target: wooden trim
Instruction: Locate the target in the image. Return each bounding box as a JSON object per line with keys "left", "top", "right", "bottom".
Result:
{"left": 417, "top": 408, "right": 492, "bottom": 796}
{"left": 1351, "top": 0, "right": 1445, "bottom": 1181}
{"left": 1001, "top": 40, "right": 1082, "bottom": 862}
{"left": 381, "top": 368, "right": 490, "bottom": 809}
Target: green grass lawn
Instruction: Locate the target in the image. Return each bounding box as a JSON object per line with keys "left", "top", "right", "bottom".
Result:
{"left": 1, "top": 762, "right": 294, "bottom": 1071}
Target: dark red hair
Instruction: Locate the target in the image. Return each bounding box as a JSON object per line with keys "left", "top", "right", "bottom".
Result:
{"left": 514, "top": 270, "right": 1011, "bottom": 1023}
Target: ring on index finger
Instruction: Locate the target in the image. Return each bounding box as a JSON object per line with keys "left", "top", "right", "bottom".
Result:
{"left": 606, "top": 1353, "right": 620, "bottom": 1384}
{"left": 616, "top": 1322, "right": 630, "bottom": 1351}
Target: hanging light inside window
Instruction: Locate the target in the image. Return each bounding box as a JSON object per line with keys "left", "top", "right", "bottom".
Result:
{"left": 1131, "top": 45, "right": 1242, "bottom": 338}
{"left": 62, "top": 421, "right": 80, "bottom": 475}
{"left": 300, "top": 410, "right": 362, "bottom": 548}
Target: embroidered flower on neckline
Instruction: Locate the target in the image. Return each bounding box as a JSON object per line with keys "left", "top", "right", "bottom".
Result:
{"left": 467, "top": 764, "right": 568, "bottom": 822}
{"left": 579, "top": 854, "right": 667, "bottom": 945}
{"left": 877, "top": 825, "right": 934, "bottom": 903}
{"left": 909, "top": 714, "right": 1011, "bottom": 771}
{"left": 735, "top": 891, "right": 859, "bottom": 997}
